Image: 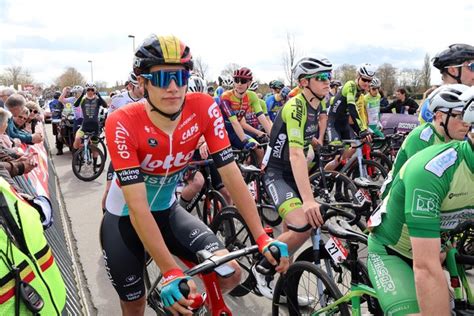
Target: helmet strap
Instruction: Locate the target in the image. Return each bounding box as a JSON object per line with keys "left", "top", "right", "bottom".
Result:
{"left": 440, "top": 109, "right": 454, "bottom": 140}
{"left": 446, "top": 67, "right": 463, "bottom": 84}
{"left": 144, "top": 88, "right": 184, "bottom": 121}
{"left": 304, "top": 86, "right": 324, "bottom": 102}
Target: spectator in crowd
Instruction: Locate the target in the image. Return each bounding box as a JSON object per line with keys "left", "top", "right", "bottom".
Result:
{"left": 379, "top": 88, "right": 389, "bottom": 108}
{"left": 49, "top": 91, "right": 65, "bottom": 155}
{"left": 0, "top": 88, "right": 16, "bottom": 108}
{"left": 5, "top": 94, "right": 43, "bottom": 144}
{"left": 13, "top": 107, "right": 30, "bottom": 130}
{"left": 380, "top": 88, "right": 418, "bottom": 114}
{"left": 0, "top": 108, "right": 23, "bottom": 157}
{"left": 25, "top": 101, "right": 42, "bottom": 133}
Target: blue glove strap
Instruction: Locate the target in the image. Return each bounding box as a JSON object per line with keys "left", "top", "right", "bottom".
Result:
{"left": 265, "top": 240, "right": 289, "bottom": 258}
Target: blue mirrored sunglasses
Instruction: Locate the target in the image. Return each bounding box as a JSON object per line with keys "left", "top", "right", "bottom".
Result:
{"left": 306, "top": 72, "right": 332, "bottom": 81}
{"left": 141, "top": 69, "right": 190, "bottom": 88}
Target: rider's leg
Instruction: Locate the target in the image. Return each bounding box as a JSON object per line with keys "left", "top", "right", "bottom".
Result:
{"left": 120, "top": 297, "right": 146, "bottom": 316}
{"left": 73, "top": 129, "right": 83, "bottom": 149}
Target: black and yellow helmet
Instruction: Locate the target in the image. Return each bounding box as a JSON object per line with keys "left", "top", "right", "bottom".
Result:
{"left": 133, "top": 35, "right": 193, "bottom": 75}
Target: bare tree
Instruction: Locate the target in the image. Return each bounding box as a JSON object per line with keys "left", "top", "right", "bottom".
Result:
{"left": 399, "top": 68, "right": 422, "bottom": 93}
{"left": 54, "top": 67, "right": 86, "bottom": 88}
{"left": 0, "top": 66, "right": 34, "bottom": 90}
{"left": 194, "top": 56, "right": 209, "bottom": 80}
{"left": 420, "top": 53, "right": 431, "bottom": 91}
{"left": 377, "top": 63, "right": 398, "bottom": 96}
{"left": 334, "top": 64, "right": 357, "bottom": 84}
{"left": 220, "top": 63, "right": 241, "bottom": 78}
{"left": 282, "top": 32, "right": 298, "bottom": 87}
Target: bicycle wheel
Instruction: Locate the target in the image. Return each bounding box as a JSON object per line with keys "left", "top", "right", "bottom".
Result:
{"left": 209, "top": 206, "right": 256, "bottom": 297}
{"left": 370, "top": 151, "right": 392, "bottom": 173}
{"left": 272, "top": 261, "right": 350, "bottom": 316}
{"left": 143, "top": 257, "right": 169, "bottom": 315}
{"left": 71, "top": 144, "right": 106, "bottom": 181}
{"left": 346, "top": 159, "right": 388, "bottom": 185}
{"left": 197, "top": 190, "right": 228, "bottom": 227}
{"left": 98, "top": 137, "right": 108, "bottom": 161}
{"left": 309, "top": 170, "right": 359, "bottom": 204}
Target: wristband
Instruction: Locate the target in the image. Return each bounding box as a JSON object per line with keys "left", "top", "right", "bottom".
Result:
{"left": 256, "top": 233, "right": 272, "bottom": 253}
{"left": 17, "top": 162, "right": 25, "bottom": 175}
{"left": 162, "top": 268, "right": 186, "bottom": 286}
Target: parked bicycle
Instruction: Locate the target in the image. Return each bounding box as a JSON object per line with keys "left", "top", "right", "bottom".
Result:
{"left": 71, "top": 131, "right": 106, "bottom": 181}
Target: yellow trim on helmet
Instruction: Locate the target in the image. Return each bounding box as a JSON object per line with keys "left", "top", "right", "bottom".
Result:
{"left": 157, "top": 35, "right": 181, "bottom": 64}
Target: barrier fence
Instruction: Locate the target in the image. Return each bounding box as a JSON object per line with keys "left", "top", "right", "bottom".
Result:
{"left": 12, "top": 126, "right": 90, "bottom": 315}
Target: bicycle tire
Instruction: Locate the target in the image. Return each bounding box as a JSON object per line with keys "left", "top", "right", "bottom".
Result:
{"left": 309, "top": 170, "right": 360, "bottom": 204}
{"left": 346, "top": 159, "right": 388, "bottom": 184}
{"left": 98, "top": 137, "right": 108, "bottom": 161}
{"left": 272, "top": 261, "right": 350, "bottom": 316}
{"left": 371, "top": 150, "right": 392, "bottom": 173}
{"left": 71, "top": 144, "right": 106, "bottom": 181}
{"left": 143, "top": 257, "right": 169, "bottom": 315}
{"left": 209, "top": 206, "right": 256, "bottom": 297}
{"left": 198, "top": 189, "right": 228, "bottom": 227}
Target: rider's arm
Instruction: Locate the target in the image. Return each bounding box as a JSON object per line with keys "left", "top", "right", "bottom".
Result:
{"left": 318, "top": 102, "right": 328, "bottom": 144}
{"left": 219, "top": 98, "right": 248, "bottom": 142}
{"left": 249, "top": 91, "right": 272, "bottom": 134}
{"left": 411, "top": 237, "right": 450, "bottom": 315}
{"left": 347, "top": 95, "right": 367, "bottom": 135}
{"left": 240, "top": 116, "right": 263, "bottom": 136}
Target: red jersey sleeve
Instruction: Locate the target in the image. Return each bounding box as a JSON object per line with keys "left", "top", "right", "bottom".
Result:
{"left": 200, "top": 96, "right": 235, "bottom": 168}
{"left": 105, "top": 109, "right": 143, "bottom": 185}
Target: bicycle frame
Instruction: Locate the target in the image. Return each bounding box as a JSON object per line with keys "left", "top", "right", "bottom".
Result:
{"left": 339, "top": 140, "right": 368, "bottom": 179}
{"left": 446, "top": 245, "right": 474, "bottom": 308}
{"left": 181, "top": 259, "right": 234, "bottom": 316}
{"left": 313, "top": 283, "right": 378, "bottom": 316}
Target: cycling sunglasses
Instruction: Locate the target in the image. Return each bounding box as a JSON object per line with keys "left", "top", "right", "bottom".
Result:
{"left": 448, "top": 62, "right": 474, "bottom": 72}
{"left": 141, "top": 69, "right": 190, "bottom": 88}
{"left": 305, "top": 72, "right": 332, "bottom": 81}
{"left": 360, "top": 77, "right": 372, "bottom": 83}
{"left": 234, "top": 78, "right": 250, "bottom": 84}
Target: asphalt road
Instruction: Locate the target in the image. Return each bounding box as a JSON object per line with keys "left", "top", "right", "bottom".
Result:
{"left": 45, "top": 124, "right": 275, "bottom": 316}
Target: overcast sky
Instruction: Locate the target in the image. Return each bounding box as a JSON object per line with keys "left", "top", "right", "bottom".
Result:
{"left": 1, "top": 0, "right": 473, "bottom": 87}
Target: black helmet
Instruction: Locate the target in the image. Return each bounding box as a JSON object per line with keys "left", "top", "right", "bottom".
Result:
{"left": 269, "top": 80, "right": 284, "bottom": 90}
{"left": 432, "top": 44, "right": 474, "bottom": 71}
{"left": 53, "top": 91, "right": 61, "bottom": 99}
{"left": 133, "top": 35, "right": 193, "bottom": 75}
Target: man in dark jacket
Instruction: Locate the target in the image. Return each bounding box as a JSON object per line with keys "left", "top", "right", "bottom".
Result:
{"left": 381, "top": 88, "right": 419, "bottom": 114}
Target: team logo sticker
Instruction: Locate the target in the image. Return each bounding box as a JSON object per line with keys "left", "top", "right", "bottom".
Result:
{"left": 411, "top": 189, "right": 440, "bottom": 218}
{"left": 148, "top": 138, "right": 158, "bottom": 147}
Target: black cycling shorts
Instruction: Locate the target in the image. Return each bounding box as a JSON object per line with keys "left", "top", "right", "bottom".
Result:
{"left": 263, "top": 167, "right": 302, "bottom": 219}
{"left": 100, "top": 203, "right": 224, "bottom": 301}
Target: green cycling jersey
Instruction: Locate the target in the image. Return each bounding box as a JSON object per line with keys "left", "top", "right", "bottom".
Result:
{"left": 370, "top": 139, "right": 474, "bottom": 258}
{"left": 381, "top": 123, "right": 445, "bottom": 198}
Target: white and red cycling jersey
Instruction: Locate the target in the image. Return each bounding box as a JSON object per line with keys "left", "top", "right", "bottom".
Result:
{"left": 105, "top": 93, "right": 234, "bottom": 216}
{"left": 109, "top": 91, "right": 144, "bottom": 113}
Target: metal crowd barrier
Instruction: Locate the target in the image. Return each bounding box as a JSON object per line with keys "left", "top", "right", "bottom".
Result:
{"left": 12, "top": 134, "right": 90, "bottom": 315}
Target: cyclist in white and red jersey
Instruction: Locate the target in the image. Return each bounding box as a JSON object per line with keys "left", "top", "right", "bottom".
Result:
{"left": 101, "top": 34, "right": 288, "bottom": 316}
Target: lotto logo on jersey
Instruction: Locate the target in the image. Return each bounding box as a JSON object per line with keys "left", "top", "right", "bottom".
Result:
{"left": 140, "top": 151, "right": 194, "bottom": 172}
{"left": 208, "top": 103, "right": 225, "bottom": 139}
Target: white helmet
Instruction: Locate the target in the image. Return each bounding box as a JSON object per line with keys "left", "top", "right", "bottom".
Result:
{"left": 370, "top": 77, "right": 381, "bottom": 88}
{"left": 357, "top": 63, "right": 376, "bottom": 79}
{"left": 292, "top": 56, "right": 333, "bottom": 80}
{"left": 249, "top": 81, "right": 259, "bottom": 91}
{"left": 459, "top": 86, "right": 474, "bottom": 124}
{"left": 222, "top": 77, "right": 234, "bottom": 89}
{"left": 85, "top": 82, "right": 97, "bottom": 91}
{"left": 71, "top": 85, "right": 84, "bottom": 94}
{"left": 427, "top": 84, "right": 470, "bottom": 113}
{"left": 128, "top": 72, "right": 138, "bottom": 86}
{"left": 188, "top": 75, "right": 207, "bottom": 93}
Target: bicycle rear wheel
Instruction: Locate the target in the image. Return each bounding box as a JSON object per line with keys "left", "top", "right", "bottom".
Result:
{"left": 272, "top": 261, "right": 350, "bottom": 316}
{"left": 144, "top": 257, "right": 169, "bottom": 315}
{"left": 209, "top": 206, "right": 256, "bottom": 297}
{"left": 309, "top": 170, "right": 359, "bottom": 204}
{"left": 71, "top": 144, "right": 106, "bottom": 181}
{"left": 196, "top": 190, "right": 228, "bottom": 227}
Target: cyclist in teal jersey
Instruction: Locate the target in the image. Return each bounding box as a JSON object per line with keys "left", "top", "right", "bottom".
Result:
{"left": 367, "top": 89, "right": 474, "bottom": 314}
{"left": 381, "top": 84, "right": 472, "bottom": 198}
{"left": 364, "top": 77, "right": 384, "bottom": 138}
{"left": 256, "top": 56, "right": 332, "bottom": 300}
